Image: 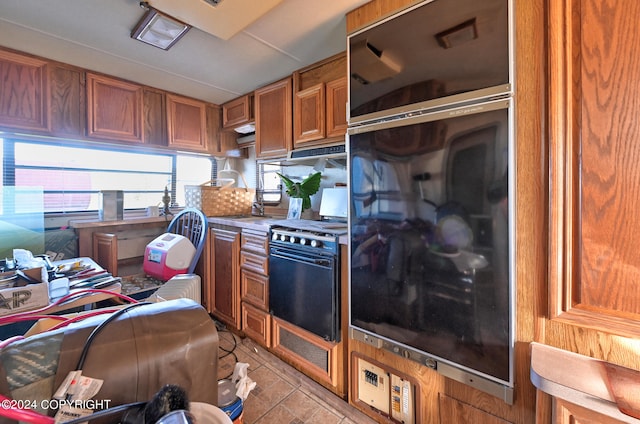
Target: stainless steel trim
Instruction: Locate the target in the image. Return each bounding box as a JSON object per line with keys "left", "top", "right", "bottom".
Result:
{"left": 349, "top": 327, "right": 514, "bottom": 404}
{"left": 348, "top": 98, "right": 512, "bottom": 135}
{"left": 349, "top": 86, "right": 512, "bottom": 128}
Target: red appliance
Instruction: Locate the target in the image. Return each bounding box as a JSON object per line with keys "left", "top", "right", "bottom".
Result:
{"left": 143, "top": 233, "right": 196, "bottom": 281}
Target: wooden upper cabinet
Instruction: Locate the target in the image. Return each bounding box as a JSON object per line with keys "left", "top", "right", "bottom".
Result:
{"left": 0, "top": 49, "right": 49, "bottom": 132}
{"left": 166, "top": 93, "right": 207, "bottom": 152}
{"left": 86, "top": 73, "right": 143, "bottom": 143}
{"left": 294, "top": 83, "right": 325, "bottom": 144}
{"left": 326, "top": 76, "right": 348, "bottom": 138}
{"left": 222, "top": 94, "right": 254, "bottom": 129}
{"left": 207, "top": 103, "right": 239, "bottom": 156}
{"left": 293, "top": 53, "right": 347, "bottom": 149}
{"left": 49, "top": 63, "right": 85, "bottom": 138}
{"left": 143, "top": 87, "right": 167, "bottom": 147}
{"left": 255, "top": 77, "right": 292, "bottom": 158}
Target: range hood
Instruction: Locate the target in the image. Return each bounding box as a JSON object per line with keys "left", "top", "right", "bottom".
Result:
{"left": 288, "top": 143, "right": 346, "bottom": 160}
{"left": 260, "top": 143, "right": 347, "bottom": 168}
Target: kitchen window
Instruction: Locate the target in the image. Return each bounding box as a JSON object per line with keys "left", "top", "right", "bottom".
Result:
{"left": 257, "top": 162, "right": 282, "bottom": 205}
{"left": 0, "top": 138, "right": 213, "bottom": 215}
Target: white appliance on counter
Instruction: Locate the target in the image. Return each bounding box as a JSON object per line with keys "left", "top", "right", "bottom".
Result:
{"left": 319, "top": 187, "right": 348, "bottom": 220}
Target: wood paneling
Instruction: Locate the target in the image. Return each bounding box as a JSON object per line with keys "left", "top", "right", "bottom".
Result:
{"left": 439, "top": 395, "right": 513, "bottom": 424}
{"left": 346, "top": 0, "right": 420, "bottom": 33}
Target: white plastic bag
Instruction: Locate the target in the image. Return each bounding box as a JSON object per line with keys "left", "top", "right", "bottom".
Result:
{"left": 231, "top": 362, "right": 256, "bottom": 401}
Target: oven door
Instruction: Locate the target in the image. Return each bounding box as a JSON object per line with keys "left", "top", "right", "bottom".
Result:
{"left": 269, "top": 244, "right": 339, "bottom": 341}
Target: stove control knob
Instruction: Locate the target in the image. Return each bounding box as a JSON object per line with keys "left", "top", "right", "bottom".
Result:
{"left": 310, "top": 240, "right": 322, "bottom": 248}
{"left": 280, "top": 234, "right": 288, "bottom": 242}
{"left": 299, "top": 238, "right": 308, "bottom": 245}
{"left": 272, "top": 233, "right": 279, "bottom": 241}
{"left": 289, "top": 236, "right": 297, "bottom": 244}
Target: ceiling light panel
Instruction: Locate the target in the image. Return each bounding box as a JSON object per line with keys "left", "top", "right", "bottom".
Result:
{"left": 132, "top": 8, "right": 190, "bottom": 50}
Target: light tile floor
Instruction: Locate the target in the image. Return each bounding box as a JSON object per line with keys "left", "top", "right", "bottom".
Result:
{"left": 215, "top": 324, "right": 378, "bottom": 424}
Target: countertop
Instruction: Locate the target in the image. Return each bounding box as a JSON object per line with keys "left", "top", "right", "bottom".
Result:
{"left": 207, "top": 216, "right": 276, "bottom": 232}
{"left": 69, "top": 214, "right": 348, "bottom": 244}
{"left": 69, "top": 216, "right": 171, "bottom": 228}
{"left": 207, "top": 215, "right": 349, "bottom": 245}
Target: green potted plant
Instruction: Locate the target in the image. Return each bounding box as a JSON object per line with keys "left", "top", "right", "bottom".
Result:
{"left": 277, "top": 171, "right": 322, "bottom": 213}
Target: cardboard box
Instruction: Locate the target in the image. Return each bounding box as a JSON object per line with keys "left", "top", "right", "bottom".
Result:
{"left": 0, "top": 268, "right": 49, "bottom": 317}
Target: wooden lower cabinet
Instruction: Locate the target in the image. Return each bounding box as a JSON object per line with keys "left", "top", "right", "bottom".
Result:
{"left": 271, "top": 317, "right": 342, "bottom": 390}
{"left": 92, "top": 232, "right": 118, "bottom": 276}
{"left": 210, "top": 227, "right": 241, "bottom": 329}
{"left": 71, "top": 219, "right": 166, "bottom": 277}
{"left": 439, "top": 395, "right": 513, "bottom": 424}
{"left": 552, "top": 399, "right": 627, "bottom": 424}
{"left": 240, "top": 269, "right": 268, "bottom": 311}
{"left": 241, "top": 301, "right": 270, "bottom": 347}
{"left": 240, "top": 228, "right": 270, "bottom": 345}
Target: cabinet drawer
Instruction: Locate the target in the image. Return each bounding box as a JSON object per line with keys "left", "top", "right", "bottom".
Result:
{"left": 241, "top": 230, "right": 269, "bottom": 255}
{"left": 240, "top": 250, "right": 268, "bottom": 275}
{"left": 241, "top": 269, "right": 268, "bottom": 310}
{"left": 242, "top": 301, "right": 271, "bottom": 348}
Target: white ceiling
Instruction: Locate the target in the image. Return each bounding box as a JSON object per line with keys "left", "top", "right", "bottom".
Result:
{"left": 0, "top": 0, "right": 370, "bottom": 105}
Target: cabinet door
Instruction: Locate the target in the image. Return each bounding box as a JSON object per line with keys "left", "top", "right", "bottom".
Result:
{"left": 210, "top": 228, "right": 241, "bottom": 329}
{"left": 222, "top": 94, "right": 254, "bottom": 128}
{"left": 166, "top": 93, "right": 207, "bottom": 151}
{"left": 439, "top": 395, "right": 512, "bottom": 424}
{"left": 325, "top": 77, "right": 347, "bottom": 139}
{"left": 86, "top": 73, "right": 143, "bottom": 142}
{"left": 242, "top": 301, "right": 271, "bottom": 347}
{"left": 49, "top": 63, "right": 85, "bottom": 138}
{"left": 143, "top": 87, "right": 167, "bottom": 146}
{"left": 554, "top": 399, "right": 627, "bottom": 424}
{"left": 545, "top": 0, "right": 640, "bottom": 365}
{"left": 294, "top": 83, "right": 325, "bottom": 146}
{"left": 240, "top": 269, "right": 268, "bottom": 310}
{"left": 207, "top": 104, "right": 239, "bottom": 155}
{"left": 92, "top": 232, "right": 118, "bottom": 276}
{"left": 255, "top": 77, "right": 292, "bottom": 158}
{"left": 0, "top": 49, "right": 49, "bottom": 132}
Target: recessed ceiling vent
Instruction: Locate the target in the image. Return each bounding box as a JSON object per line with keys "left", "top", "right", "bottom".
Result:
{"left": 202, "top": 0, "right": 223, "bottom": 7}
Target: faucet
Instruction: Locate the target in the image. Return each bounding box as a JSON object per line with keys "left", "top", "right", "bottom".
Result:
{"left": 252, "top": 200, "right": 265, "bottom": 216}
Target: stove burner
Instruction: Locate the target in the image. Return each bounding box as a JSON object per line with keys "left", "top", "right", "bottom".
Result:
{"left": 270, "top": 219, "right": 345, "bottom": 254}
{"left": 269, "top": 219, "right": 347, "bottom": 235}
